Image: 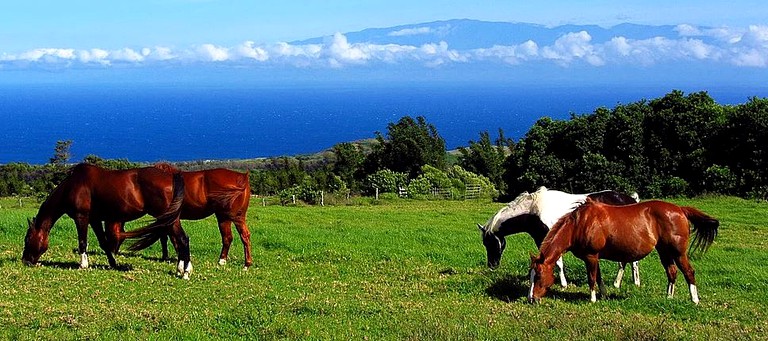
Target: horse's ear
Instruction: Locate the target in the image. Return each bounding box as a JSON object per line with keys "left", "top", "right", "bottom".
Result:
{"left": 529, "top": 252, "right": 539, "bottom": 264}
{"left": 477, "top": 223, "right": 486, "bottom": 232}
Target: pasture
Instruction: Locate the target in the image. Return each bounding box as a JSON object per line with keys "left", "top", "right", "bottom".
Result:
{"left": 0, "top": 196, "right": 766, "bottom": 340}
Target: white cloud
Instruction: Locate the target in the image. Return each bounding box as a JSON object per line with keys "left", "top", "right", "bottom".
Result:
{"left": 197, "top": 44, "right": 229, "bottom": 62}
{"left": 235, "top": 41, "right": 269, "bottom": 61}
{"left": 541, "top": 31, "right": 604, "bottom": 66}
{"left": 389, "top": 27, "right": 433, "bottom": 37}
{"left": 110, "top": 48, "right": 145, "bottom": 62}
{"left": 2, "top": 25, "right": 768, "bottom": 69}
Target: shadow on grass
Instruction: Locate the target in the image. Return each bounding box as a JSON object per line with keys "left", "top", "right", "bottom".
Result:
{"left": 39, "top": 260, "right": 133, "bottom": 272}
{"left": 485, "top": 274, "right": 531, "bottom": 302}
{"left": 486, "top": 273, "right": 631, "bottom": 304}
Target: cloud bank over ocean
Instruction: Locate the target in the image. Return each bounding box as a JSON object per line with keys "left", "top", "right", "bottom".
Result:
{"left": 2, "top": 22, "right": 767, "bottom": 69}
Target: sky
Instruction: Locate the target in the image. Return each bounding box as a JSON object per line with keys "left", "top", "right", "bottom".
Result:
{"left": 2, "top": 0, "right": 766, "bottom": 50}
{"left": 1, "top": 0, "right": 767, "bottom": 85}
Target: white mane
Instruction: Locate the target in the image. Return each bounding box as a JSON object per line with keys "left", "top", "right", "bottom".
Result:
{"left": 484, "top": 191, "right": 535, "bottom": 234}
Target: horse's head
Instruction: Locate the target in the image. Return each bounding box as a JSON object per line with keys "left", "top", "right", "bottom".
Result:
{"left": 22, "top": 217, "right": 48, "bottom": 266}
{"left": 528, "top": 253, "right": 554, "bottom": 304}
{"left": 478, "top": 224, "right": 506, "bottom": 270}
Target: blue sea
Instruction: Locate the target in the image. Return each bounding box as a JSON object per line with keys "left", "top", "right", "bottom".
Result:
{"left": 2, "top": 84, "right": 766, "bottom": 164}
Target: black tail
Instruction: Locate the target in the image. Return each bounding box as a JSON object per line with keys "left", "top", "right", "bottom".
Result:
{"left": 124, "top": 172, "right": 185, "bottom": 252}
{"left": 681, "top": 206, "right": 719, "bottom": 255}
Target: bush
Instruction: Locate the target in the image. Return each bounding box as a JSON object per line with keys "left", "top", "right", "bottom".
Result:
{"left": 365, "top": 169, "right": 408, "bottom": 194}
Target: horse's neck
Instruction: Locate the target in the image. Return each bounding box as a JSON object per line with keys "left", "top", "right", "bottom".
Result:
{"left": 538, "top": 223, "right": 573, "bottom": 264}
{"left": 496, "top": 215, "right": 549, "bottom": 247}
{"left": 36, "top": 187, "right": 67, "bottom": 230}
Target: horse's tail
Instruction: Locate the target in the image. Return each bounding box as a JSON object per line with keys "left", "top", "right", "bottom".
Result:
{"left": 124, "top": 172, "right": 185, "bottom": 252}
{"left": 681, "top": 206, "right": 719, "bottom": 255}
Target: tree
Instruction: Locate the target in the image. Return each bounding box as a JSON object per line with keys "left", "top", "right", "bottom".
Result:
{"left": 331, "top": 142, "right": 365, "bottom": 191}
{"left": 458, "top": 129, "right": 511, "bottom": 194}
{"left": 365, "top": 116, "right": 446, "bottom": 178}
{"left": 49, "top": 140, "right": 73, "bottom": 166}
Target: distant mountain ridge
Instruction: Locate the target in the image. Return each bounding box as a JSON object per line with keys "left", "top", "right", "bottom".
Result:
{"left": 293, "top": 19, "right": 691, "bottom": 49}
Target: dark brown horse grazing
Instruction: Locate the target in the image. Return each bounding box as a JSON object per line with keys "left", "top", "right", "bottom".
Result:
{"left": 529, "top": 198, "right": 718, "bottom": 304}
{"left": 107, "top": 167, "right": 253, "bottom": 268}
{"left": 22, "top": 163, "right": 194, "bottom": 279}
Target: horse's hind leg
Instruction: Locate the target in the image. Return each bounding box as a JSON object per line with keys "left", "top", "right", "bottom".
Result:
{"left": 167, "top": 220, "right": 192, "bottom": 279}
{"left": 160, "top": 234, "right": 170, "bottom": 261}
{"left": 631, "top": 261, "right": 640, "bottom": 286}
{"left": 614, "top": 262, "right": 627, "bottom": 288}
{"left": 91, "top": 220, "right": 118, "bottom": 268}
{"left": 614, "top": 261, "right": 641, "bottom": 288}
{"left": 675, "top": 255, "right": 699, "bottom": 304}
{"left": 216, "top": 216, "right": 234, "bottom": 266}
{"left": 232, "top": 216, "right": 252, "bottom": 269}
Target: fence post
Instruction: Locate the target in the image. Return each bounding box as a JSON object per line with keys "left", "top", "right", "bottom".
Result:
{"left": 375, "top": 188, "right": 379, "bottom": 200}
{"left": 292, "top": 195, "right": 296, "bottom": 204}
{"left": 262, "top": 197, "right": 266, "bottom": 207}
{"left": 320, "top": 191, "right": 324, "bottom": 207}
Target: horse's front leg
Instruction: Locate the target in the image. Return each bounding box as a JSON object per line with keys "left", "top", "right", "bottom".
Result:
{"left": 216, "top": 217, "right": 234, "bottom": 266}
{"left": 556, "top": 256, "right": 568, "bottom": 287}
{"left": 74, "top": 214, "right": 90, "bottom": 269}
{"left": 584, "top": 256, "right": 600, "bottom": 302}
{"left": 659, "top": 252, "right": 678, "bottom": 299}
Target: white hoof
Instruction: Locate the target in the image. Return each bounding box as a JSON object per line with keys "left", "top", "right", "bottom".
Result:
{"left": 80, "top": 253, "right": 89, "bottom": 269}
{"left": 243, "top": 266, "right": 249, "bottom": 271}
{"left": 218, "top": 258, "right": 227, "bottom": 266}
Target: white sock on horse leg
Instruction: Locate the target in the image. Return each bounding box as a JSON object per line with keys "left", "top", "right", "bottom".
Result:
{"left": 614, "top": 264, "right": 625, "bottom": 288}
{"left": 632, "top": 261, "right": 640, "bottom": 286}
{"left": 689, "top": 284, "right": 700, "bottom": 305}
{"left": 556, "top": 257, "right": 568, "bottom": 287}
{"left": 667, "top": 283, "right": 676, "bottom": 298}
{"left": 80, "top": 252, "right": 89, "bottom": 269}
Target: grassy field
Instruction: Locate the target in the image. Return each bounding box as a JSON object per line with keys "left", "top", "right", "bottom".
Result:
{"left": 0, "top": 196, "right": 766, "bottom": 340}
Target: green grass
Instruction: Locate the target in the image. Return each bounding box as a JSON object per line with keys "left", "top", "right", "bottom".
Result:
{"left": 0, "top": 196, "right": 767, "bottom": 340}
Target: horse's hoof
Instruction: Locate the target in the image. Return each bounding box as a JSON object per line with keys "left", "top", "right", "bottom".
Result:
{"left": 218, "top": 259, "right": 227, "bottom": 266}
{"left": 243, "top": 266, "right": 249, "bottom": 271}
{"left": 182, "top": 272, "right": 190, "bottom": 280}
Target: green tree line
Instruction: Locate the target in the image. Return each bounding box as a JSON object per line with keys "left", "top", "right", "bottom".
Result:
{"left": 2, "top": 90, "right": 767, "bottom": 201}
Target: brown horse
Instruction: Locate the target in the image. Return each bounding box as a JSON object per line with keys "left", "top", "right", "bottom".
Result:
{"left": 529, "top": 198, "right": 718, "bottom": 304}
{"left": 107, "top": 167, "right": 253, "bottom": 268}
{"left": 22, "top": 163, "right": 194, "bottom": 279}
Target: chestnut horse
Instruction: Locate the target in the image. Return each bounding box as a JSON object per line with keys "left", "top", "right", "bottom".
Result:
{"left": 22, "top": 163, "right": 193, "bottom": 279}
{"left": 529, "top": 198, "right": 719, "bottom": 304}
{"left": 107, "top": 167, "right": 253, "bottom": 268}
{"left": 478, "top": 187, "right": 641, "bottom": 288}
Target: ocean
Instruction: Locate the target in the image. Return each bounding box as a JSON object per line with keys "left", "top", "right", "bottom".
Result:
{"left": 1, "top": 84, "right": 766, "bottom": 164}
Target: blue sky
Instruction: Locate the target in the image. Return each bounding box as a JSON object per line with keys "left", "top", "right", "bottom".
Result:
{"left": 1, "top": 1, "right": 767, "bottom": 85}
{"left": 2, "top": 0, "right": 766, "bottom": 51}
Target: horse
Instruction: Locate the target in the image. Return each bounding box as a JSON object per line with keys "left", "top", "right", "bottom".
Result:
{"left": 478, "top": 186, "right": 640, "bottom": 288}
{"left": 529, "top": 198, "right": 719, "bottom": 304}
{"left": 22, "top": 163, "right": 194, "bottom": 279}
{"left": 106, "top": 166, "right": 253, "bottom": 269}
